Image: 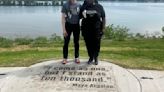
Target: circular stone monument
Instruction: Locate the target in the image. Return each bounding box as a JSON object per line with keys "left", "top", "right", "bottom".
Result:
{"left": 0, "top": 60, "right": 141, "bottom": 92}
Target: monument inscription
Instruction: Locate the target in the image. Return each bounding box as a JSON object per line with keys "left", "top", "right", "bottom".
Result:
{"left": 38, "top": 65, "right": 118, "bottom": 92}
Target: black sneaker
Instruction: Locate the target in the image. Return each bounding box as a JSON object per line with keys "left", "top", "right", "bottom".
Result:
{"left": 87, "top": 58, "right": 93, "bottom": 65}
{"left": 94, "top": 58, "right": 98, "bottom": 65}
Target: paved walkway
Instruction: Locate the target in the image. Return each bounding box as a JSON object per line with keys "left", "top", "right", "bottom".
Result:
{"left": 128, "top": 69, "right": 164, "bottom": 92}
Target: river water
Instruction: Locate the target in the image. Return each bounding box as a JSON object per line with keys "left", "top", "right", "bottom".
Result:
{"left": 0, "top": 2, "right": 164, "bottom": 38}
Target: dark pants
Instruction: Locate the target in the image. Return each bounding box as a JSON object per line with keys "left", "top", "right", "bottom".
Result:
{"left": 63, "top": 22, "right": 80, "bottom": 59}
{"left": 82, "top": 27, "right": 102, "bottom": 60}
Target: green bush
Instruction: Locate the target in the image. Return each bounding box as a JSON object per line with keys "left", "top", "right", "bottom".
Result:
{"left": 0, "top": 37, "right": 13, "bottom": 48}
{"left": 104, "top": 24, "right": 114, "bottom": 39}
{"left": 104, "top": 24, "right": 129, "bottom": 41}
{"left": 49, "top": 33, "right": 63, "bottom": 43}
{"left": 14, "top": 38, "right": 33, "bottom": 45}
{"left": 31, "top": 36, "right": 48, "bottom": 47}
{"left": 135, "top": 33, "right": 145, "bottom": 39}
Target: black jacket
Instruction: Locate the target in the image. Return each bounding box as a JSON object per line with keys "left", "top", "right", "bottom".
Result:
{"left": 80, "top": 0, "right": 105, "bottom": 31}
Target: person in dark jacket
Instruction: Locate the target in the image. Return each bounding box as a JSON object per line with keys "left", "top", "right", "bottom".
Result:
{"left": 80, "top": 0, "right": 106, "bottom": 65}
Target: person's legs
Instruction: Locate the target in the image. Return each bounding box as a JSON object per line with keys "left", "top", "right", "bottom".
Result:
{"left": 84, "top": 37, "right": 93, "bottom": 58}
{"left": 63, "top": 23, "right": 72, "bottom": 60}
{"left": 94, "top": 37, "right": 101, "bottom": 58}
{"left": 73, "top": 24, "right": 80, "bottom": 63}
{"left": 93, "top": 29, "right": 102, "bottom": 65}
{"left": 73, "top": 24, "right": 80, "bottom": 59}
{"left": 83, "top": 30, "right": 94, "bottom": 64}
{"left": 94, "top": 37, "right": 101, "bottom": 65}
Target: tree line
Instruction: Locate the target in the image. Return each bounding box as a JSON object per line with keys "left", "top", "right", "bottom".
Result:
{"left": 0, "top": 0, "right": 64, "bottom": 6}
{"left": 0, "top": 25, "right": 164, "bottom": 48}
{"left": 0, "top": 0, "right": 164, "bottom": 6}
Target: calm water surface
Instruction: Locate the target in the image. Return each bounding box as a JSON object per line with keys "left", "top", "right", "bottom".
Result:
{"left": 0, "top": 2, "right": 164, "bottom": 38}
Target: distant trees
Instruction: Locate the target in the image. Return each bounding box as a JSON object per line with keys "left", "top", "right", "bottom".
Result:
{"left": 0, "top": 0, "right": 64, "bottom": 6}
{"left": 162, "top": 26, "right": 164, "bottom": 39}
{"left": 101, "top": 0, "right": 164, "bottom": 1}
{"left": 1, "top": 0, "right": 164, "bottom": 6}
{"left": 0, "top": 0, "right": 31, "bottom": 6}
{"left": 0, "top": 0, "right": 10, "bottom": 5}
{"left": 24, "top": 0, "right": 35, "bottom": 6}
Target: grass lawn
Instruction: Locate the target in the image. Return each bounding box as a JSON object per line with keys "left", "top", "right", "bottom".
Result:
{"left": 0, "top": 39, "right": 164, "bottom": 70}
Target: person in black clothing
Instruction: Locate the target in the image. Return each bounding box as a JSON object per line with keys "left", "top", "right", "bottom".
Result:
{"left": 80, "top": 0, "right": 106, "bottom": 65}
